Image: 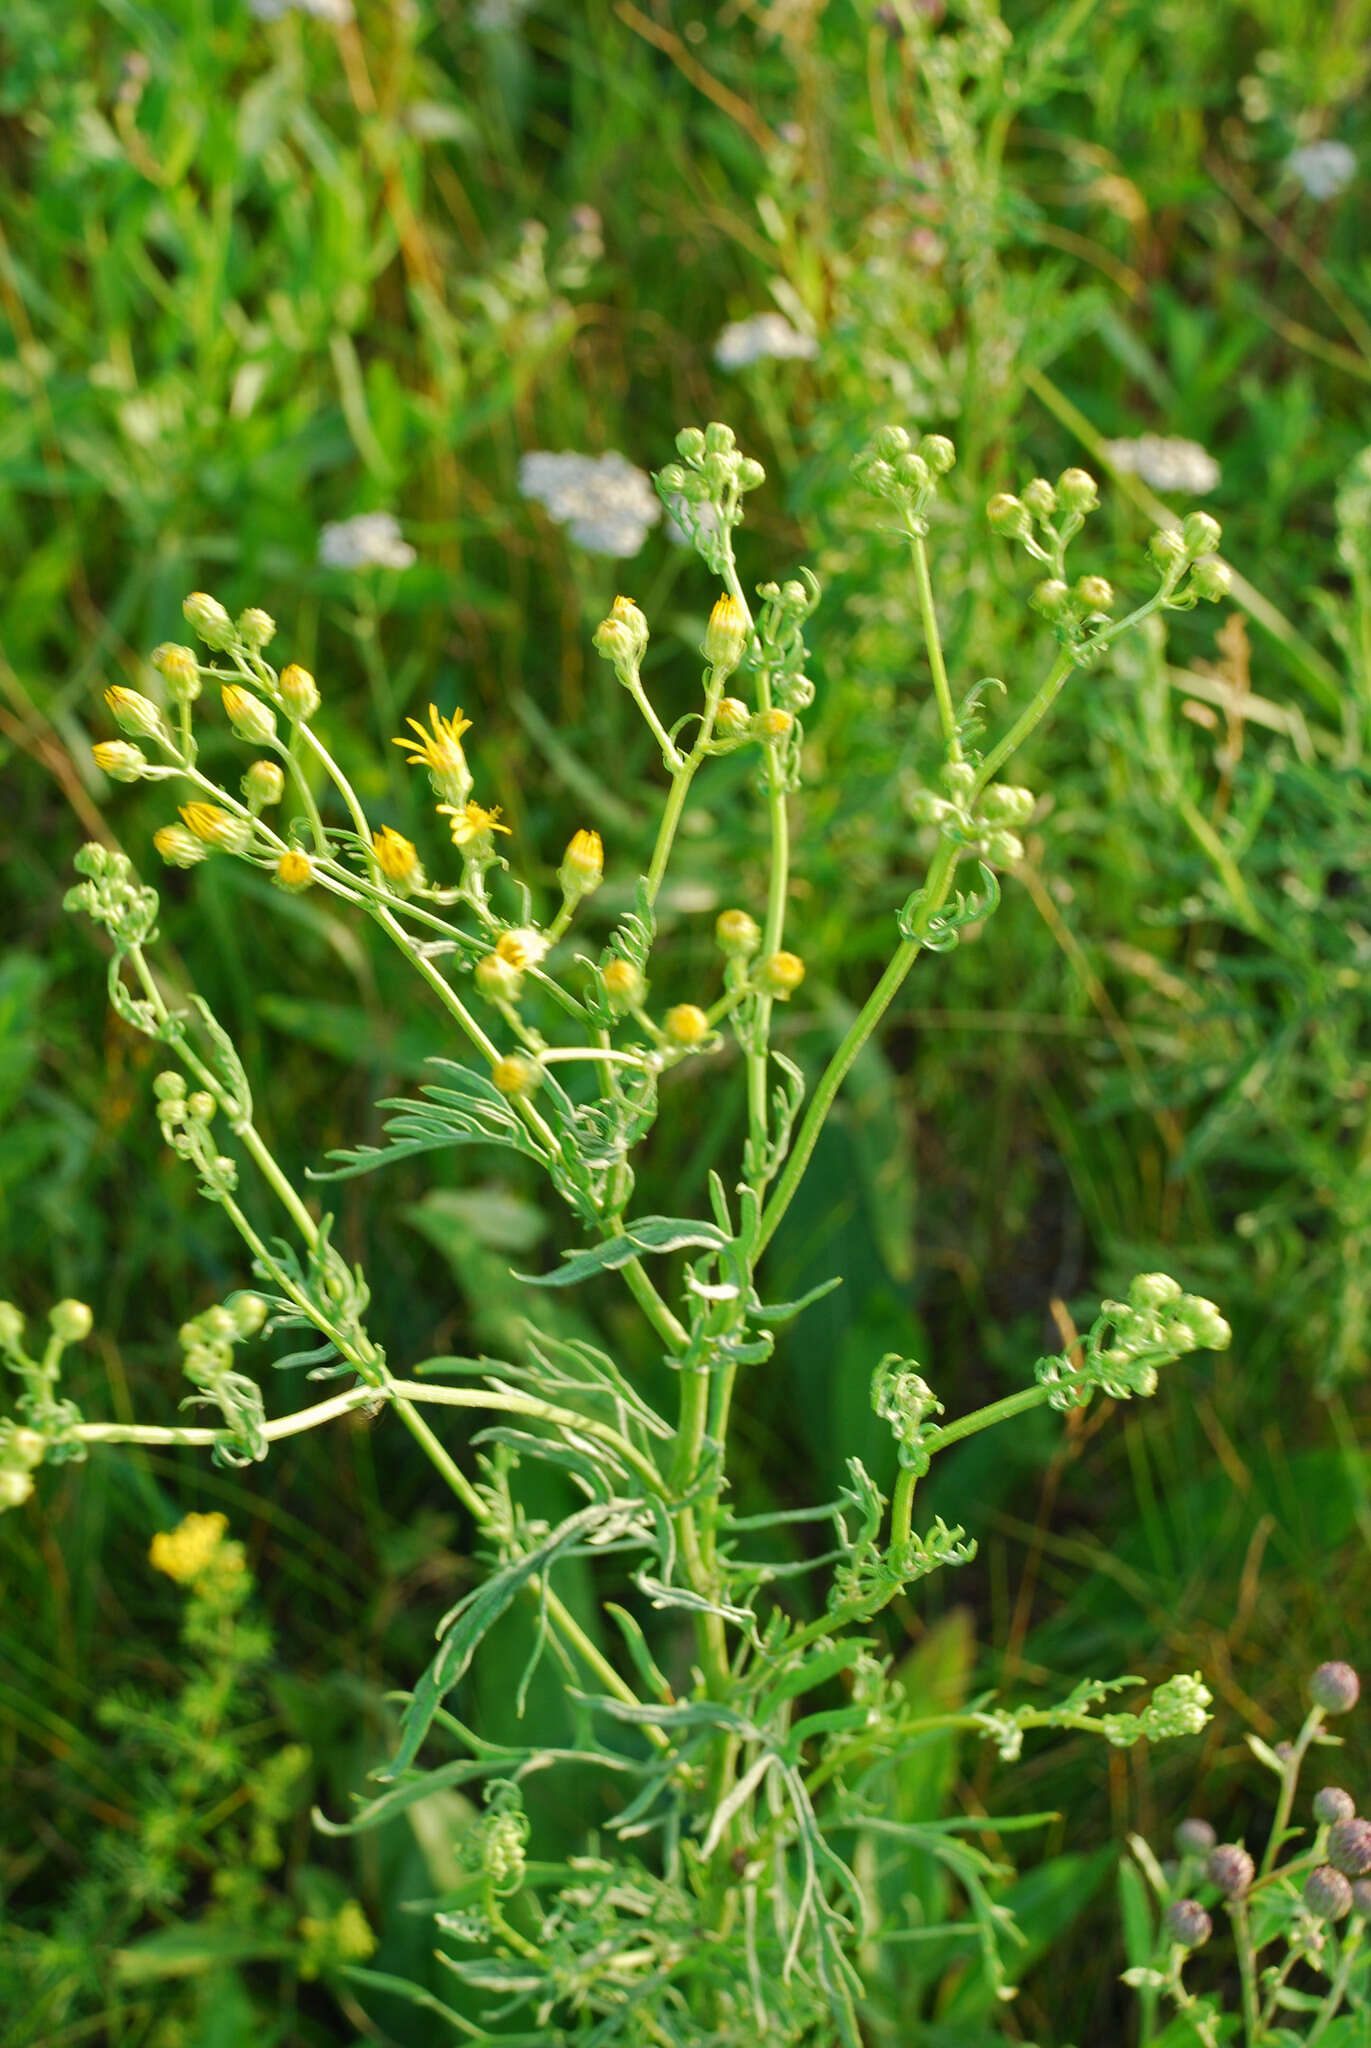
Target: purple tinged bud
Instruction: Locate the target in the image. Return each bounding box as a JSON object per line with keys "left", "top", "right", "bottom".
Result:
{"left": 1314, "top": 1788, "right": 1357, "bottom": 1826}
{"left": 1206, "top": 1844, "right": 1254, "bottom": 1898}
{"left": 1165, "top": 1898, "right": 1212, "bottom": 1948}
{"left": 1275, "top": 1742, "right": 1296, "bottom": 1766}
{"left": 1327, "top": 1818, "right": 1371, "bottom": 1877}
{"left": 1311, "top": 1662, "right": 1360, "bottom": 1714}
{"left": 1175, "top": 1817, "right": 1217, "bottom": 1856}
{"left": 1306, "top": 1866, "right": 1354, "bottom": 1921}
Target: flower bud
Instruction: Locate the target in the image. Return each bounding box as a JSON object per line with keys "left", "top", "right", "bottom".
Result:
{"left": 201, "top": 1305, "right": 237, "bottom": 1343}
{"left": 1206, "top": 1843, "right": 1254, "bottom": 1898}
{"left": 274, "top": 849, "right": 314, "bottom": 893}
{"left": 154, "top": 823, "right": 209, "bottom": 868}
{"left": 1315, "top": 1788, "right": 1357, "bottom": 1826}
{"left": 8, "top": 1427, "right": 45, "bottom": 1468}
{"left": 491, "top": 1053, "right": 540, "bottom": 1098}
{"left": 1182, "top": 511, "right": 1222, "bottom": 558}
{"left": 182, "top": 591, "right": 236, "bottom": 650}
{"left": 104, "top": 685, "right": 165, "bottom": 740}
{"left": 279, "top": 664, "right": 320, "bottom": 721}
{"left": 231, "top": 1293, "right": 269, "bottom": 1337}
{"left": 235, "top": 607, "right": 275, "bottom": 651}
{"left": 243, "top": 759, "right": 285, "bottom": 810}
{"left": 1030, "top": 579, "right": 1071, "bottom": 621}
{"left": 704, "top": 594, "right": 748, "bottom": 673}
{"left": 0, "top": 1303, "right": 25, "bottom": 1348}
{"left": 665, "top": 1004, "right": 710, "bottom": 1048}
{"left": 180, "top": 802, "right": 251, "bottom": 854}
{"left": 1189, "top": 558, "right": 1231, "bottom": 603}
{"left": 602, "top": 958, "right": 644, "bottom": 1011}
{"left": 715, "top": 697, "right": 750, "bottom": 738}
{"left": 674, "top": 427, "right": 707, "bottom": 462}
{"left": 1073, "top": 575, "right": 1114, "bottom": 614}
{"left": 987, "top": 493, "right": 1031, "bottom": 540}
{"left": 703, "top": 422, "right": 736, "bottom": 457}
{"left": 559, "top": 828, "right": 604, "bottom": 901}
{"left": 737, "top": 456, "right": 766, "bottom": 491}
{"left": 895, "top": 451, "right": 931, "bottom": 493}
{"left": 716, "top": 909, "right": 761, "bottom": 958}
{"left": 92, "top": 741, "right": 148, "bottom": 783}
{"left": 752, "top": 707, "right": 794, "bottom": 742}
{"left": 1327, "top": 1819, "right": 1371, "bottom": 1876}
{"left": 1133, "top": 1273, "right": 1183, "bottom": 1308}
{"left": 49, "top": 1300, "right": 93, "bottom": 1345}
{"left": 475, "top": 952, "right": 524, "bottom": 1004}
{"left": 1306, "top": 1866, "right": 1354, "bottom": 1921}
{"left": 187, "top": 1091, "right": 215, "bottom": 1122}
{"left": 221, "top": 683, "right": 277, "bottom": 746}
{"left": 1020, "top": 477, "right": 1057, "bottom": 518}
{"left": 151, "top": 643, "right": 202, "bottom": 702}
{"left": 757, "top": 951, "right": 805, "bottom": 997}
{"left": 0, "top": 1469, "right": 34, "bottom": 1510}
{"left": 595, "top": 594, "right": 649, "bottom": 673}
{"left": 983, "top": 829, "right": 1024, "bottom": 867}
{"left": 919, "top": 433, "right": 956, "bottom": 475}
{"left": 153, "top": 1071, "right": 186, "bottom": 1101}
{"left": 1174, "top": 1817, "right": 1216, "bottom": 1856}
{"left": 1056, "top": 467, "right": 1099, "bottom": 514}
{"left": 1164, "top": 1899, "right": 1212, "bottom": 1948}
{"left": 372, "top": 826, "right": 423, "bottom": 894}
{"left": 872, "top": 426, "right": 911, "bottom": 461}
{"left": 979, "top": 783, "right": 1035, "bottom": 827}
{"left": 1311, "top": 1662, "right": 1361, "bottom": 1714}
{"left": 1148, "top": 528, "right": 1187, "bottom": 571}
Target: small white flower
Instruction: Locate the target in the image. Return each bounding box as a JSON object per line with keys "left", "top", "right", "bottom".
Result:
{"left": 1288, "top": 140, "right": 1356, "bottom": 201}
{"left": 713, "top": 312, "right": 819, "bottom": 371}
{"left": 318, "top": 512, "right": 417, "bottom": 571}
{"left": 517, "top": 450, "right": 661, "bottom": 558}
{"left": 1104, "top": 435, "right": 1221, "bottom": 496}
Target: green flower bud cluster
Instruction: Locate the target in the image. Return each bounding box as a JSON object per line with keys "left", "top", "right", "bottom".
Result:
{"left": 154, "top": 1071, "right": 239, "bottom": 1198}
{"left": 871, "top": 1354, "right": 944, "bottom": 1474}
{"left": 468, "top": 1781, "right": 530, "bottom": 1897}
{"left": 752, "top": 568, "right": 820, "bottom": 713}
{"left": 178, "top": 1294, "right": 269, "bottom": 1467}
{"left": 1034, "top": 1271, "right": 1231, "bottom": 1412}
{"left": 851, "top": 424, "right": 957, "bottom": 534}
{"left": 1100, "top": 1672, "right": 1213, "bottom": 1748}
{"left": 0, "top": 1297, "right": 94, "bottom": 1501}
{"left": 64, "top": 843, "right": 160, "bottom": 952}
{"left": 657, "top": 423, "right": 765, "bottom": 574}
{"left": 987, "top": 467, "right": 1098, "bottom": 581}
{"left": 908, "top": 762, "right": 1035, "bottom": 867}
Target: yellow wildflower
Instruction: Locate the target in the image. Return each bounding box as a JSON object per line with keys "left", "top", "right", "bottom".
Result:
{"left": 439, "top": 799, "right": 509, "bottom": 849}
{"left": 275, "top": 849, "right": 314, "bottom": 892}
{"left": 372, "top": 825, "right": 423, "bottom": 891}
{"left": 495, "top": 927, "right": 547, "bottom": 970}
{"left": 491, "top": 1053, "right": 540, "bottom": 1098}
{"left": 149, "top": 1510, "right": 230, "bottom": 1583}
{"left": 665, "top": 1003, "right": 710, "bottom": 1049}
{"left": 180, "top": 802, "right": 250, "bottom": 852}
{"left": 393, "top": 704, "right": 474, "bottom": 802}
{"left": 559, "top": 828, "right": 603, "bottom": 900}
{"left": 704, "top": 593, "right": 747, "bottom": 672}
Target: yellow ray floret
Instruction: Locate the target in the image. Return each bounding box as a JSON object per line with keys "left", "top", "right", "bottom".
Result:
{"left": 439, "top": 799, "right": 510, "bottom": 848}
{"left": 392, "top": 704, "right": 473, "bottom": 776}
{"left": 373, "top": 825, "right": 422, "bottom": 885}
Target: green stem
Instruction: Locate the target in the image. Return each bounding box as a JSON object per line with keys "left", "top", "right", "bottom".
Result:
{"left": 1229, "top": 1900, "right": 1261, "bottom": 2048}
{"left": 1307, "top": 1925, "right": 1362, "bottom": 2045}
{"left": 971, "top": 650, "right": 1076, "bottom": 799}
{"left": 1260, "top": 1705, "right": 1323, "bottom": 1876}
{"left": 910, "top": 525, "right": 960, "bottom": 757}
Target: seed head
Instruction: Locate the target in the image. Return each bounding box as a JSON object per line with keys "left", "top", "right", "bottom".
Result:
{"left": 154, "top": 824, "right": 209, "bottom": 868}
{"left": 92, "top": 741, "right": 148, "bottom": 783}
{"left": 243, "top": 760, "right": 285, "bottom": 810}
{"left": 1206, "top": 1843, "right": 1254, "bottom": 1898}
{"left": 716, "top": 909, "right": 761, "bottom": 958}
{"left": 151, "top": 643, "right": 202, "bottom": 701}
{"left": 1306, "top": 1866, "right": 1354, "bottom": 1921}
{"left": 1311, "top": 1662, "right": 1361, "bottom": 1715}
{"left": 274, "top": 849, "right": 314, "bottom": 893}
{"left": 104, "top": 685, "right": 164, "bottom": 740}
{"left": 704, "top": 593, "right": 748, "bottom": 674}
{"left": 1314, "top": 1788, "right": 1357, "bottom": 1826}
{"left": 491, "top": 1054, "right": 540, "bottom": 1099}
{"left": 758, "top": 951, "right": 806, "bottom": 997}
{"left": 182, "top": 591, "right": 236, "bottom": 650}
{"left": 221, "top": 683, "right": 277, "bottom": 746}
{"left": 1327, "top": 1818, "right": 1371, "bottom": 1877}
{"left": 1174, "top": 1817, "right": 1216, "bottom": 1857}
{"left": 1164, "top": 1899, "right": 1212, "bottom": 1948}
{"left": 602, "top": 957, "right": 645, "bottom": 1011}
{"left": 279, "top": 664, "right": 320, "bottom": 721}
{"left": 665, "top": 1004, "right": 710, "bottom": 1049}
{"left": 1056, "top": 467, "right": 1100, "bottom": 515}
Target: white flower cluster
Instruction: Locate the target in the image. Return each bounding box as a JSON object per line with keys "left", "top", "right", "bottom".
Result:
{"left": 1105, "top": 434, "right": 1221, "bottom": 495}
{"left": 249, "top": 0, "right": 353, "bottom": 21}
{"left": 517, "top": 450, "right": 661, "bottom": 558}
{"left": 1288, "top": 140, "right": 1356, "bottom": 201}
{"left": 317, "top": 512, "right": 417, "bottom": 571}
{"left": 713, "top": 313, "right": 819, "bottom": 371}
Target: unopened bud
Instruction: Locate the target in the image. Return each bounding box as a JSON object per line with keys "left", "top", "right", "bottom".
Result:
{"left": 594, "top": 594, "right": 649, "bottom": 673}
{"left": 716, "top": 909, "right": 761, "bottom": 958}
{"left": 182, "top": 591, "right": 236, "bottom": 650}
{"left": 92, "top": 741, "right": 148, "bottom": 783}
{"left": 715, "top": 697, "right": 750, "bottom": 738}
{"left": 1311, "top": 1662, "right": 1361, "bottom": 1715}
{"left": 0, "top": 1469, "right": 34, "bottom": 1510}
{"left": 1206, "top": 1844, "right": 1254, "bottom": 1898}
{"left": 1306, "top": 1866, "right": 1354, "bottom": 1922}
{"left": 737, "top": 456, "right": 766, "bottom": 491}
{"left": 1182, "top": 511, "right": 1222, "bottom": 558}
{"left": 704, "top": 594, "right": 748, "bottom": 673}
{"left": 235, "top": 607, "right": 275, "bottom": 651}
{"left": 1174, "top": 1817, "right": 1216, "bottom": 1856}
{"left": 274, "top": 849, "right": 314, "bottom": 893}
{"left": 278, "top": 664, "right": 320, "bottom": 721}
{"left": 1149, "top": 528, "right": 1187, "bottom": 571}
{"left": 104, "top": 685, "right": 165, "bottom": 741}
{"left": 1164, "top": 1899, "right": 1212, "bottom": 1948}
{"left": 0, "top": 1303, "right": 25, "bottom": 1348}
{"left": 703, "top": 422, "right": 736, "bottom": 457}
{"left": 1327, "top": 1819, "right": 1371, "bottom": 1877}
{"left": 1315, "top": 1788, "right": 1357, "bottom": 1826}
{"left": 243, "top": 759, "right": 285, "bottom": 810}
{"left": 1189, "top": 558, "right": 1231, "bottom": 602}
{"left": 49, "top": 1300, "right": 93, "bottom": 1344}
{"left": 231, "top": 1293, "right": 269, "bottom": 1337}
{"left": 491, "top": 1053, "right": 540, "bottom": 1098}
{"left": 154, "top": 824, "right": 209, "bottom": 868}
{"left": 559, "top": 828, "right": 604, "bottom": 901}
{"left": 602, "top": 958, "right": 644, "bottom": 1011}
{"left": 665, "top": 1003, "right": 710, "bottom": 1048}
{"left": 187, "top": 1091, "right": 215, "bottom": 1122}
{"left": 757, "top": 951, "right": 805, "bottom": 997}
{"left": 1073, "top": 575, "right": 1113, "bottom": 614}
{"left": 475, "top": 952, "right": 524, "bottom": 1003}
{"left": 872, "top": 426, "right": 911, "bottom": 461}
{"left": 372, "top": 825, "right": 423, "bottom": 894}
{"left": 979, "top": 783, "right": 1035, "bottom": 827}
{"left": 151, "top": 643, "right": 202, "bottom": 701}
{"left": 987, "top": 493, "right": 1031, "bottom": 540}
{"left": 674, "top": 427, "right": 707, "bottom": 462}
{"left": 180, "top": 802, "right": 251, "bottom": 854}
{"left": 1030, "top": 579, "right": 1071, "bottom": 621}
{"left": 1056, "top": 467, "right": 1099, "bottom": 515}
{"left": 752, "top": 706, "right": 794, "bottom": 742}
{"left": 1020, "top": 477, "right": 1057, "bottom": 518}
{"left": 221, "top": 683, "right": 277, "bottom": 745}
{"left": 919, "top": 433, "right": 956, "bottom": 476}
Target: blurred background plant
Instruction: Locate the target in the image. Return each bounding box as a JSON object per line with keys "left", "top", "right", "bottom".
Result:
{"left": 3, "top": 0, "right": 1370, "bottom": 2041}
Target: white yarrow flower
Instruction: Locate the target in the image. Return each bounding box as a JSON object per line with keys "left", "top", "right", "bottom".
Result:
{"left": 713, "top": 313, "right": 819, "bottom": 371}
{"left": 1104, "top": 435, "right": 1221, "bottom": 496}
{"left": 517, "top": 450, "right": 661, "bottom": 558}
{"left": 1288, "top": 141, "right": 1356, "bottom": 201}
{"left": 318, "top": 512, "right": 417, "bottom": 571}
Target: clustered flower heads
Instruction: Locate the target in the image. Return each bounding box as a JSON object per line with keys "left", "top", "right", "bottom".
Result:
{"left": 517, "top": 449, "right": 662, "bottom": 557}
{"left": 317, "top": 511, "right": 417, "bottom": 572}
{"left": 713, "top": 311, "right": 820, "bottom": 370}
{"left": 1104, "top": 434, "right": 1221, "bottom": 496}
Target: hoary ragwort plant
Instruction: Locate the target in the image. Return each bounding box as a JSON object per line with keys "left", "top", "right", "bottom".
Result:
{"left": 3, "top": 424, "right": 1235, "bottom": 2043}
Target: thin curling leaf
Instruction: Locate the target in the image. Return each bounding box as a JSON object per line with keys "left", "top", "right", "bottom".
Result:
{"left": 516, "top": 1215, "right": 730, "bottom": 1288}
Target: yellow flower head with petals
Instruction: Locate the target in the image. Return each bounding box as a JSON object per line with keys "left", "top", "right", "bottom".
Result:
{"left": 440, "top": 799, "right": 510, "bottom": 850}
{"left": 373, "top": 825, "right": 423, "bottom": 889}
{"left": 149, "top": 1510, "right": 232, "bottom": 1584}
{"left": 393, "top": 704, "right": 474, "bottom": 802}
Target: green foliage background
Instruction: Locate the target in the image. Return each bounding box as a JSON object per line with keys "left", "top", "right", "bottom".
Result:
{"left": 2, "top": 0, "right": 1370, "bottom": 2041}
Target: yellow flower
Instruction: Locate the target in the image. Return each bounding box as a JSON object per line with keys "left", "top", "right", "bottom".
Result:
{"left": 149, "top": 1510, "right": 229, "bottom": 1583}
{"left": 495, "top": 927, "right": 547, "bottom": 970}
{"left": 758, "top": 950, "right": 806, "bottom": 997}
{"left": 665, "top": 1003, "right": 710, "bottom": 1049}
{"left": 704, "top": 593, "right": 747, "bottom": 672}
{"left": 153, "top": 823, "right": 208, "bottom": 868}
{"left": 275, "top": 849, "right": 314, "bottom": 892}
{"left": 180, "top": 802, "right": 250, "bottom": 852}
{"left": 491, "top": 1053, "right": 540, "bottom": 1098}
{"left": 602, "top": 957, "right": 645, "bottom": 1010}
{"left": 559, "top": 828, "right": 604, "bottom": 900}
{"left": 439, "top": 799, "right": 509, "bottom": 849}
{"left": 393, "top": 704, "right": 474, "bottom": 797}
{"left": 372, "top": 825, "right": 423, "bottom": 890}
{"left": 104, "top": 685, "right": 164, "bottom": 739}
